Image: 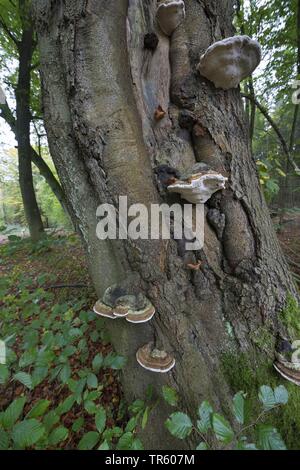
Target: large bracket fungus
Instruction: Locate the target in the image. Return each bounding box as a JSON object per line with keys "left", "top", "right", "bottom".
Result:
{"left": 93, "top": 286, "right": 155, "bottom": 324}
{"left": 136, "top": 343, "right": 176, "bottom": 373}
{"left": 273, "top": 362, "right": 300, "bottom": 386}
{"left": 273, "top": 340, "right": 300, "bottom": 386}
{"left": 197, "top": 35, "right": 262, "bottom": 90}
{"left": 167, "top": 169, "right": 228, "bottom": 204}
{"left": 156, "top": 0, "right": 186, "bottom": 37}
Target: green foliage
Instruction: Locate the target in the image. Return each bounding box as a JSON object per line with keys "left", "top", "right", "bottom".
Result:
{"left": 163, "top": 385, "right": 288, "bottom": 450}
{"left": 279, "top": 293, "right": 300, "bottom": 339}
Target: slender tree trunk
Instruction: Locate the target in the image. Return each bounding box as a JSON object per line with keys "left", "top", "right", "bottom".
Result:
{"left": 33, "top": 0, "right": 297, "bottom": 449}
{"left": 16, "top": 8, "right": 44, "bottom": 241}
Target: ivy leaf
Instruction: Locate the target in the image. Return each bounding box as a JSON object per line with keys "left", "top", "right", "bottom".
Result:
{"left": 197, "top": 401, "right": 213, "bottom": 433}
{"left": 162, "top": 386, "right": 179, "bottom": 407}
{"left": 212, "top": 413, "right": 234, "bottom": 444}
{"left": 0, "top": 428, "right": 9, "bottom": 450}
{"left": 0, "top": 365, "right": 9, "bottom": 385}
{"left": 26, "top": 400, "right": 50, "bottom": 419}
{"left": 87, "top": 373, "right": 98, "bottom": 389}
{"left": 165, "top": 412, "right": 193, "bottom": 439}
{"left": 92, "top": 354, "right": 103, "bottom": 373}
{"left": 98, "top": 440, "right": 110, "bottom": 450}
{"left": 13, "top": 372, "right": 33, "bottom": 390}
{"left": 258, "top": 385, "right": 276, "bottom": 410}
{"left": 48, "top": 427, "right": 69, "bottom": 446}
{"left": 95, "top": 407, "right": 106, "bottom": 434}
{"left": 257, "top": 425, "right": 286, "bottom": 450}
{"left": 78, "top": 431, "right": 100, "bottom": 450}
{"left": 2, "top": 397, "right": 27, "bottom": 429}
{"left": 116, "top": 432, "right": 134, "bottom": 450}
{"left": 12, "top": 419, "right": 45, "bottom": 448}
{"left": 274, "top": 385, "right": 289, "bottom": 405}
{"left": 233, "top": 391, "right": 246, "bottom": 425}
{"left": 196, "top": 442, "right": 208, "bottom": 450}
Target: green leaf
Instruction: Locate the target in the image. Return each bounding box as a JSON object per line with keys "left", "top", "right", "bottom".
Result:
{"left": 197, "top": 401, "right": 213, "bottom": 433}
{"left": 212, "top": 413, "right": 234, "bottom": 444}
{"left": 103, "top": 353, "right": 126, "bottom": 370}
{"left": 43, "top": 411, "right": 59, "bottom": 433}
{"left": 236, "top": 438, "right": 257, "bottom": 450}
{"left": 129, "top": 399, "right": 145, "bottom": 415}
{"left": 2, "top": 397, "right": 27, "bottom": 429}
{"left": 59, "top": 364, "right": 71, "bottom": 384}
{"left": 78, "top": 431, "right": 99, "bottom": 450}
{"left": 84, "top": 400, "right": 97, "bottom": 415}
{"left": 48, "top": 426, "right": 69, "bottom": 446}
{"left": 0, "top": 428, "right": 9, "bottom": 450}
{"left": 87, "top": 373, "right": 98, "bottom": 389}
{"left": 258, "top": 385, "right": 276, "bottom": 410}
{"left": 72, "top": 417, "right": 84, "bottom": 433}
{"left": 95, "top": 407, "right": 106, "bottom": 434}
{"left": 274, "top": 385, "right": 289, "bottom": 405}
{"left": 257, "top": 425, "right": 286, "bottom": 450}
{"left": 0, "top": 365, "right": 9, "bottom": 385}
{"left": 12, "top": 419, "right": 45, "bottom": 448}
{"left": 13, "top": 372, "right": 33, "bottom": 389}
{"left": 132, "top": 438, "right": 144, "bottom": 450}
{"left": 196, "top": 442, "right": 208, "bottom": 450}
{"left": 142, "top": 406, "right": 150, "bottom": 430}
{"left": 165, "top": 412, "right": 193, "bottom": 439}
{"left": 26, "top": 400, "right": 50, "bottom": 419}
{"left": 92, "top": 354, "right": 103, "bottom": 373}
{"left": 233, "top": 392, "right": 246, "bottom": 425}
{"left": 162, "top": 386, "right": 179, "bottom": 407}
{"left": 125, "top": 416, "right": 138, "bottom": 433}
{"left": 98, "top": 440, "right": 110, "bottom": 450}
{"left": 116, "top": 432, "right": 134, "bottom": 450}
{"left": 56, "top": 395, "right": 75, "bottom": 415}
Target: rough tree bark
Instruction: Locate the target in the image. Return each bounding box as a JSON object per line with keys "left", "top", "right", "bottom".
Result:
{"left": 16, "top": 3, "right": 44, "bottom": 241}
{"left": 33, "top": 0, "right": 297, "bottom": 449}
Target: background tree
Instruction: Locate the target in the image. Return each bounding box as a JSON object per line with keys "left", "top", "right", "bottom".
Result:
{"left": 0, "top": 0, "right": 68, "bottom": 240}
{"left": 33, "top": 0, "right": 298, "bottom": 449}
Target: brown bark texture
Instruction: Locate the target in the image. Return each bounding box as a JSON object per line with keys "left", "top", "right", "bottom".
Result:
{"left": 33, "top": 0, "right": 297, "bottom": 449}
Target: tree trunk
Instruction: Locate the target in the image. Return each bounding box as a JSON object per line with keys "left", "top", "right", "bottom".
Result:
{"left": 33, "top": 0, "right": 297, "bottom": 449}
{"left": 16, "top": 8, "right": 44, "bottom": 242}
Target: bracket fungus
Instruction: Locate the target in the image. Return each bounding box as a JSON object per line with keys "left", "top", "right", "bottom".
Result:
{"left": 94, "top": 286, "right": 155, "bottom": 323}
{"left": 273, "top": 361, "right": 300, "bottom": 387}
{"left": 167, "top": 170, "right": 228, "bottom": 204}
{"left": 156, "top": 0, "right": 185, "bottom": 37}
{"left": 197, "top": 35, "right": 262, "bottom": 90}
{"left": 136, "top": 343, "right": 175, "bottom": 373}
{"left": 93, "top": 300, "right": 117, "bottom": 320}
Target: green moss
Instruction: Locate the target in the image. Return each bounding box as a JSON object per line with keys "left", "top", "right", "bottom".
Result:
{"left": 279, "top": 293, "right": 300, "bottom": 339}
{"left": 250, "top": 326, "right": 275, "bottom": 353}
{"left": 221, "top": 351, "right": 300, "bottom": 449}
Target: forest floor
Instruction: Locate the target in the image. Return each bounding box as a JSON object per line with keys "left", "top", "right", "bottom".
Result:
{"left": 0, "top": 216, "right": 299, "bottom": 449}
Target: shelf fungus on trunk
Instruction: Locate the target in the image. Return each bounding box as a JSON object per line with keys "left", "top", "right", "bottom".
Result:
{"left": 94, "top": 285, "right": 155, "bottom": 323}
{"left": 93, "top": 300, "right": 117, "bottom": 320}
{"left": 167, "top": 170, "right": 228, "bottom": 204}
{"left": 156, "top": 0, "right": 186, "bottom": 36}
{"left": 273, "top": 361, "right": 300, "bottom": 386}
{"left": 197, "top": 35, "right": 262, "bottom": 90}
{"left": 136, "top": 343, "right": 175, "bottom": 373}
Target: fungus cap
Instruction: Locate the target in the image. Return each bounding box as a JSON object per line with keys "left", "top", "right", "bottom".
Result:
{"left": 126, "top": 302, "right": 156, "bottom": 324}
{"left": 167, "top": 171, "right": 228, "bottom": 204}
{"left": 93, "top": 300, "right": 117, "bottom": 320}
{"left": 156, "top": 0, "right": 185, "bottom": 36}
{"left": 113, "top": 295, "right": 137, "bottom": 318}
{"left": 136, "top": 343, "right": 175, "bottom": 372}
{"left": 273, "top": 361, "right": 300, "bottom": 386}
{"left": 198, "top": 35, "right": 261, "bottom": 90}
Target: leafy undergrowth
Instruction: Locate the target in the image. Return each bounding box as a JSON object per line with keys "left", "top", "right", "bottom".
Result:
{"left": 0, "top": 235, "right": 144, "bottom": 450}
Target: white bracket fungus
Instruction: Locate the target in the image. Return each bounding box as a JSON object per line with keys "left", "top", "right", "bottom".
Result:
{"left": 136, "top": 343, "right": 175, "bottom": 373}
{"left": 273, "top": 361, "right": 300, "bottom": 386}
{"left": 197, "top": 35, "right": 262, "bottom": 90}
{"left": 167, "top": 170, "right": 228, "bottom": 204}
{"left": 156, "top": 0, "right": 186, "bottom": 36}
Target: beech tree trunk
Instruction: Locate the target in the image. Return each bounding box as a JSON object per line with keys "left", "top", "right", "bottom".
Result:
{"left": 33, "top": 0, "right": 297, "bottom": 449}
{"left": 16, "top": 6, "right": 44, "bottom": 241}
